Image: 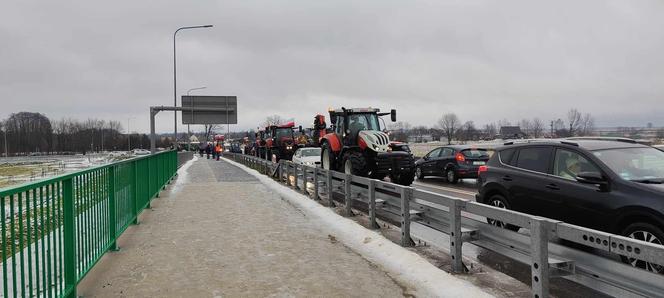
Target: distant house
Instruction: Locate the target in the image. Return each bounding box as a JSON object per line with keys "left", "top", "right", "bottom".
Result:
{"left": 499, "top": 126, "right": 526, "bottom": 139}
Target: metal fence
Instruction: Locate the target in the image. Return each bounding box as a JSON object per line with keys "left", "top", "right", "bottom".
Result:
{"left": 225, "top": 152, "right": 664, "bottom": 298}
{"left": 0, "top": 150, "right": 177, "bottom": 298}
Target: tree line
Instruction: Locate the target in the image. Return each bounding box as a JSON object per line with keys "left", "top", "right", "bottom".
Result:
{"left": 0, "top": 112, "right": 170, "bottom": 156}
{"left": 388, "top": 108, "right": 598, "bottom": 144}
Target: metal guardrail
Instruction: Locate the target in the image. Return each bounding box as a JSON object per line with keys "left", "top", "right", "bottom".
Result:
{"left": 225, "top": 152, "right": 664, "bottom": 298}
{"left": 0, "top": 150, "right": 177, "bottom": 298}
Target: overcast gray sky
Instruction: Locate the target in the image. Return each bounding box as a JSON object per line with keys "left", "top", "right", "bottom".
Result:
{"left": 1, "top": 0, "right": 663, "bottom": 133}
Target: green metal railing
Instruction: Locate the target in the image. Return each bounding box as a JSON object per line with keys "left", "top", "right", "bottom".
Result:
{"left": 0, "top": 150, "right": 177, "bottom": 297}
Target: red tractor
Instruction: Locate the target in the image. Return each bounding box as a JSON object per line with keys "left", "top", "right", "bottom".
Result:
{"left": 315, "top": 107, "right": 415, "bottom": 186}
{"left": 265, "top": 121, "right": 299, "bottom": 162}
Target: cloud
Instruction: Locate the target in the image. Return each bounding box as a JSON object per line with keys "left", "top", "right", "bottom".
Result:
{"left": 1, "top": 0, "right": 663, "bottom": 133}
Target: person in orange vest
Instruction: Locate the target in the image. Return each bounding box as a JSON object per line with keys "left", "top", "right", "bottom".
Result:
{"left": 215, "top": 142, "right": 222, "bottom": 160}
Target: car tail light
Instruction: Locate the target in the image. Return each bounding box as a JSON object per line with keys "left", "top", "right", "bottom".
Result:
{"left": 455, "top": 152, "right": 465, "bottom": 162}
{"left": 478, "top": 165, "right": 488, "bottom": 175}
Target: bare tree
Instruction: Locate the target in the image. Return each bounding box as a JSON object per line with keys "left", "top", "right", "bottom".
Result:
{"left": 387, "top": 121, "right": 411, "bottom": 142}
{"left": 457, "top": 121, "right": 479, "bottom": 143}
{"left": 531, "top": 118, "right": 545, "bottom": 138}
{"left": 410, "top": 125, "right": 429, "bottom": 143}
{"left": 519, "top": 119, "right": 533, "bottom": 137}
{"left": 437, "top": 113, "right": 460, "bottom": 145}
{"left": 567, "top": 109, "right": 582, "bottom": 136}
{"left": 482, "top": 123, "right": 497, "bottom": 140}
{"left": 497, "top": 119, "right": 512, "bottom": 128}
{"left": 579, "top": 113, "right": 595, "bottom": 136}
{"left": 263, "top": 115, "right": 284, "bottom": 127}
{"left": 203, "top": 124, "right": 219, "bottom": 142}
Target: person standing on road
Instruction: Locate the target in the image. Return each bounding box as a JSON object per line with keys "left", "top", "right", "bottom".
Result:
{"left": 205, "top": 142, "right": 212, "bottom": 159}
{"left": 215, "top": 142, "right": 222, "bottom": 161}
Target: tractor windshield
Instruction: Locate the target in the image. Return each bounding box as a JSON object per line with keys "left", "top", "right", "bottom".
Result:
{"left": 347, "top": 113, "right": 381, "bottom": 135}
{"left": 274, "top": 128, "right": 293, "bottom": 139}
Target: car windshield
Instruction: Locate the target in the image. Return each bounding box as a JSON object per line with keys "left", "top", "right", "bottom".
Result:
{"left": 348, "top": 113, "right": 381, "bottom": 132}
{"left": 592, "top": 147, "right": 664, "bottom": 182}
{"left": 300, "top": 148, "right": 321, "bottom": 157}
{"left": 275, "top": 128, "right": 293, "bottom": 139}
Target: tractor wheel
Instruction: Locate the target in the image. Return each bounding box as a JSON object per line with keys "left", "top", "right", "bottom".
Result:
{"left": 391, "top": 171, "right": 415, "bottom": 186}
{"left": 321, "top": 143, "right": 336, "bottom": 171}
{"left": 342, "top": 151, "right": 368, "bottom": 176}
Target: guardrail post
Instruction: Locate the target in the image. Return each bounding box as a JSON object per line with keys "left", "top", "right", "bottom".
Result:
{"left": 278, "top": 160, "right": 283, "bottom": 183}
{"left": 530, "top": 218, "right": 550, "bottom": 298}
{"left": 313, "top": 167, "right": 319, "bottom": 200}
{"left": 344, "top": 174, "right": 353, "bottom": 216}
{"left": 301, "top": 166, "right": 308, "bottom": 195}
{"left": 326, "top": 170, "right": 335, "bottom": 207}
{"left": 368, "top": 180, "right": 379, "bottom": 229}
{"left": 400, "top": 187, "right": 413, "bottom": 247}
{"left": 450, "top": 199, "right": 464, "bottom": 273}
{"left": 292, "top": 164, "right": 298, "bottom": 189}
{"left": 62, "top": 177, "right": 77, "bottom": 298}
{"left": 108, "top": 166, "right": 118, "bottom": 251}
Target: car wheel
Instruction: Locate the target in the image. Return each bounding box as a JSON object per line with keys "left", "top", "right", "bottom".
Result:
{"left": 621, "top": 222, "right": 664, "bottom": 273}
{"left": 486, "top": 194, "right": 520, "bottom": 232}
{"left": 445, "top": 168, "right": 459, "bottom": 184}
{"left": 415, "top": 167, "right": 425, "bottom": 180}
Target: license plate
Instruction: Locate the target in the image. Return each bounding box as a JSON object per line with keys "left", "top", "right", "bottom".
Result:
{"left": 473, "top": 161, "right": 486, "bottom": 165}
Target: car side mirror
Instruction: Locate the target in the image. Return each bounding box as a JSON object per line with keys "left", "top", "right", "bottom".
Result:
{"left": 299, "top": 125, "right": 303, "bottom": 133}
{"left": 390, "top": 109, "right": 397, "bottom": 122}
{"left": 576, "top": 172, "right": 607, "bottom": 185}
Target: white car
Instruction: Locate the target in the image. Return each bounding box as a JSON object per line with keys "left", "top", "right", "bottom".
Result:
{"left": 292, "top": 147, "right": 322, "bottom": 166}
{"left": 132, "top": 149, "right": 150, "bottom": 155}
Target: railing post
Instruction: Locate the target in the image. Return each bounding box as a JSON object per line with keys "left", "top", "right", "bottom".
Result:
{"left": 108, "top": 166, "right": 118, "bottom": 251}
{"left": 62, "top": 178, "right": 77, "bottom": 298}
{"left": 279, "top": 160, "right": 284, "bottom": 183}
{"left": 344, "top": 174, "right": 353, "bottom": 216}
{"left": 530, "top": 218, "right": 550, "bottom": 298}
{"left": 400, "top": 187, "right": 413, "bottom": 247}
{"left": 133, "top": 161, "right": 139, "bottom": 225}
{"left": 326, "top": 170, "right": 335, "bottom": 207}
{"left": 301, "top": 165, "right": 308, "bottom": 195}
{"left": 368, "top": 180, "right": 379, "bottom": 229}
{"left": 313, "top": 167, "right": 319, "bottom": 200}
{"left": 450, "top": 199, "right": 464, "bottom": 272}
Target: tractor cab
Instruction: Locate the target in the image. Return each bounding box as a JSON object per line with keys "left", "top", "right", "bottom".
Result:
{"left": 328, "top": 108, "right": 396, "bottom": 150}
{"left": 266, "top": 121, "right": 299, "bottom": 161}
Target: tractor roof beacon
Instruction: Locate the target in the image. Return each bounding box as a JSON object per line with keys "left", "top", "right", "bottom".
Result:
{"left": 316, "top": 107, "right": 415, "bottom": 186}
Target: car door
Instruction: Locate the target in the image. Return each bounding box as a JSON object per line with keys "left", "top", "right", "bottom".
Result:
{"left": 546, "top": 147, "right": 611, "bottom": 227}
{"left": 437, "top": 148, "right": 456, "bottom": 175}
{"left": 422, "top": 148, "right": 442, "bottom": 174}
{"left": 506, "top": 146, "right": 557, "bottom": 217}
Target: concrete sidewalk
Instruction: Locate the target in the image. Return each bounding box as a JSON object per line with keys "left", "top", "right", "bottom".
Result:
{"left": 77, "top": 156, "right": 409, "bottom": 297}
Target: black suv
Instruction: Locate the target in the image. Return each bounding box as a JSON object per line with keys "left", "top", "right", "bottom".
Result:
{"left": 415, "top": 145, "right": 490, "bottom": 183}
{"left": 477, "top": 138, "right": 664, "bottom": 272}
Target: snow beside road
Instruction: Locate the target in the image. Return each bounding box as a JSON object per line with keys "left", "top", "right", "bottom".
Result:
{"left": 224, "top": 158, "right": 494, "bottom": 298}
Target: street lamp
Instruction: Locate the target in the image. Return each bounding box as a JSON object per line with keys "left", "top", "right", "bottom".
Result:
{"left": 186, "top": 86, "right": 206, "bottom": 149}
{"left": 173, "top": 24, "right": 213, "bottom": 147}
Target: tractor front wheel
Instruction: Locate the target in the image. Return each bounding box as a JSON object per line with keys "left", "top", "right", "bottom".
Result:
{"left": 342, "top": 151, "right": 368, "bottom": 176}
{"left": 321, "top": 143, "right": 335, "bottom": 171}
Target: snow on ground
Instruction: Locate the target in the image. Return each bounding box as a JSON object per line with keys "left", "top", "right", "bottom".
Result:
{"left": 171, "top": 155, "right": 197, "bottom": 193}
{"left": 223, "top": 158, "right": 494, "bottom": 298}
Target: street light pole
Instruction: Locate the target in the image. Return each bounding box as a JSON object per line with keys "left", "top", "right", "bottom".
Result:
{"left": 186, "top": 86, "right": 206, "bottom": 150}
{"left": 173, "top": 24, "right": 213, "bottom": 148}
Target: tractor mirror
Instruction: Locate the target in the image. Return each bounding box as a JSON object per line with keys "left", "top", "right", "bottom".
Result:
{"left": 330, "top": 116, "right": 337, "bottom": 125}
{"left": 390, "top": 109, "right": 397, "bottom": 122}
